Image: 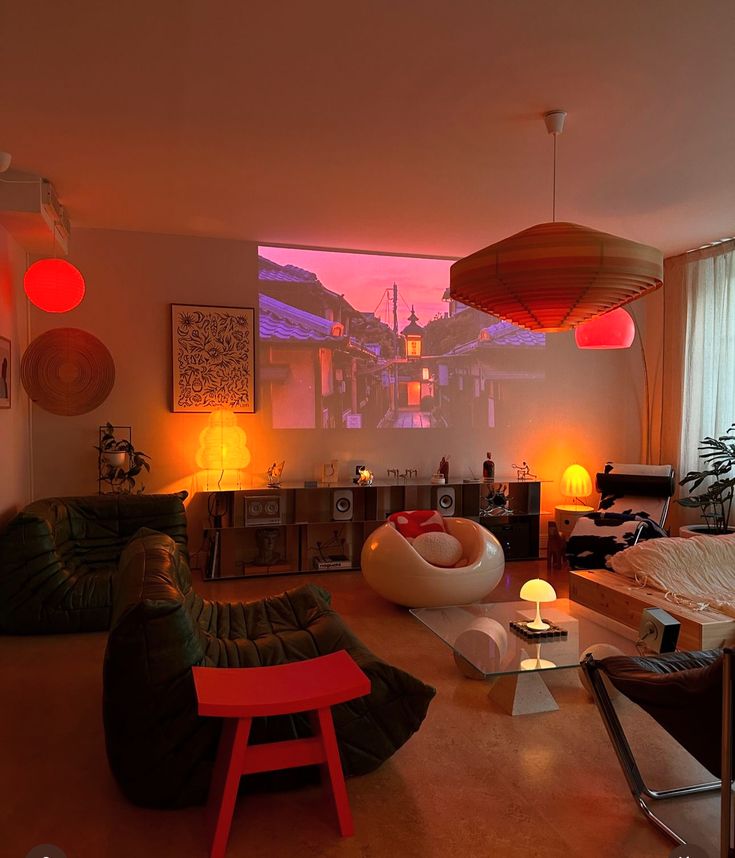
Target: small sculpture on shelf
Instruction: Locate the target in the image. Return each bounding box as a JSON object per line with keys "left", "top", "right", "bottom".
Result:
{"left": 512, "top": 461, "right": 537, "bottom": 481}
{"left": 438, "top": 456, "right": 449, "bottom": 482}
{"left": 355, "top": 466, "right": 374, "bottom": 486}
{"left": 483, "top": 451, "right": 495, "bottom": 483}
{"left": 481, "top": 484, "right": 510, "bottom": 517}
{"left": 266, "top": 460, "right": 285, "bottom": 488}
{"left": 313, "top": 529, "right": 350, "bottom": 570}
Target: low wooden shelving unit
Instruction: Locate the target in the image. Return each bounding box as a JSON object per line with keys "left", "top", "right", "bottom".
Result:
{"left": 200, "top": 480, "right": 487, "bottom": 580}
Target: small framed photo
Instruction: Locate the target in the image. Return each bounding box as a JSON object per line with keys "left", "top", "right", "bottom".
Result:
{"left": 322, "top": 461, "right": 339, "bottom": 485}
{"left": 171, "top": 304, "right": 255, "bottom": 413}
{"left": 0, "top": 336, "right": 10, "bottom": 409}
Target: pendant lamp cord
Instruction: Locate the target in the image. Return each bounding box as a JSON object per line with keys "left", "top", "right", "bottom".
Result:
{"left": 552, "top": 132, "right": 557, "bottom": 223}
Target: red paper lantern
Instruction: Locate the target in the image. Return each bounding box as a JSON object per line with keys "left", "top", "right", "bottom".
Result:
{"left": 24, "top": 259, "right": 86, "bottom": 313}
{"left": 574, "top": 307, "right": 635, "bottom": 349}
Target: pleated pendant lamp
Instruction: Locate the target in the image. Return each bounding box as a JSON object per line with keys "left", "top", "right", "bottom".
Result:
{"left": 450, "top": 111, "right": 663, "bottom": 333}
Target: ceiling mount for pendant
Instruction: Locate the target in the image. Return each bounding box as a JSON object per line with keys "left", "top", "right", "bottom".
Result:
{"left": 543, "top": 110, "right": 567, "bottom": 136}
{"left": 449, "top": 109, "right": 663, "bottom": 333}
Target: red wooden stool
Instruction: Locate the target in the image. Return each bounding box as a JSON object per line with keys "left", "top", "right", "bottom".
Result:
{"left": 193, "top": 650, "right": 370, "bottom": 858}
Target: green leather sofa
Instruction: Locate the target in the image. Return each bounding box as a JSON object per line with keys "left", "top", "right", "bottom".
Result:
{"left": 103, "top": 530, "right": 436, "bottom": 808}
{"left": 0, "top": 492, "right": 188, "bottom": 634}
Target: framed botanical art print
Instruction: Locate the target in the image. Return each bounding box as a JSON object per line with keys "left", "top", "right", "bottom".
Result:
{"left": 0, "top": 336, "right": 10, "bottom": 409}
{"left": 171, "top": 304, "right": 255, "bottom": 413}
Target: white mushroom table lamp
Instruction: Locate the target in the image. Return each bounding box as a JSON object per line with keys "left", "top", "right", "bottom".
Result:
{"left": 519, "top": 578, "right": 557, "bottom": 631}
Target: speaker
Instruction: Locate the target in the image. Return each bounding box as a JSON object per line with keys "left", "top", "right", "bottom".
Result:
{"left": 244, "top": 495, "right": 282, "bottom": 527}
{"left": 332, "top": 489, "right": 354, "bottom": 521}
{"left": 639, "top": 607, "right": 680, "bottom": 653}
{"left": 433, "top": 485, "right": 455, "bottom": 517}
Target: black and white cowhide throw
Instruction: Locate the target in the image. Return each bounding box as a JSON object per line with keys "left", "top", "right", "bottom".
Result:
{"left": 566, "top": 512, "right": 667, "bottom": 570}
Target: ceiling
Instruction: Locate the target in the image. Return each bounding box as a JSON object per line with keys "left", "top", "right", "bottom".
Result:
{"left": 2, "top": 0, "right": 734, "bottom": 258}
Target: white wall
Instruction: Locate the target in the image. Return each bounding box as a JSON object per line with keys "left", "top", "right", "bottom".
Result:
{"left": 29, "top": 227, "right": 648, "bottom": 517}
{"left": 0, "top": 225, "right": 31, "bottom": 526}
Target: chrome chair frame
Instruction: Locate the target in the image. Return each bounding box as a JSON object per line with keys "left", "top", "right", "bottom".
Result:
{"left": 582, "top": 651, "right": 733, "bottom": 856}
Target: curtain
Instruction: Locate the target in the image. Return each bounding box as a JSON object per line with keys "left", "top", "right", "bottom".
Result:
{"left": 678, "top": 241, "right": 735, "bottom": 479}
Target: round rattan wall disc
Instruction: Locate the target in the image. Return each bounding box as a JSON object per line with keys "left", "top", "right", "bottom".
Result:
{"left": 21, "top": 328, "right": 115, "bottom": 415}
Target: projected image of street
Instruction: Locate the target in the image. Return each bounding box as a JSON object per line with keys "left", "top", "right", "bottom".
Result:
{"left": 258, "top": 246, "right": 546, "bottom": 429}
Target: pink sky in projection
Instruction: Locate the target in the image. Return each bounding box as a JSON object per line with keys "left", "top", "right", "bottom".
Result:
{"left": 259, "top": 245, "right": 453, "bottom": 329}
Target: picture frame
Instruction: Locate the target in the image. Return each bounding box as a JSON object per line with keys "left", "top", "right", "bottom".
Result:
{"left": 0, "top": 336, "right": 10, "bottom": 409}
{"left": 322, "top": 460, "right": 339, "bottom": 485}
{"left": 171, "top": 304, "right": 255, "bottom": 413}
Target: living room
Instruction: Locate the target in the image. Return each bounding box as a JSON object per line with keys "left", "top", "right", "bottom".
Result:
{"left": 1, "top": 3, "right": 734, "bottom": 857}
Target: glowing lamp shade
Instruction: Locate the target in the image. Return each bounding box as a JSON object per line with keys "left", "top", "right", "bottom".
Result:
{"left": 560, "top": 464, "right": 592, "bottom": 500}
{"left": 24, "top": 259, "right": 86, "bottom": 313}
{"left": 574, "top": 307, "right": 635, "bottom": 349}
{"left": 519, "top": 578, "right": 557, "bottom": 631}
{"left": 196, "top": 410, "right": 251, "bottom": 489}
{"left": 450, "top": 222, "right": 662, "bottom": 332}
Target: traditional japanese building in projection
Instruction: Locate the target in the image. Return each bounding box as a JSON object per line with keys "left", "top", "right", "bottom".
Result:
{"left": 258, "top": 247, "right": 546, "bottom": 430}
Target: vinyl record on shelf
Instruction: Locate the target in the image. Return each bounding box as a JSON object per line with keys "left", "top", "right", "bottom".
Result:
{"left": 21, "top": 327, "right": 115, "bottom": 416}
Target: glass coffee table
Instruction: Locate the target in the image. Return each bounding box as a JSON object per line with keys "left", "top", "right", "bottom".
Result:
{"left": 410, "top": 599, "right": 638, "bottom": 715}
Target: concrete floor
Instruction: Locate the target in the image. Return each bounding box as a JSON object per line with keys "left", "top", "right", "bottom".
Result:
{"left": 0, "top": 560, "right": 719, "bottom": 858}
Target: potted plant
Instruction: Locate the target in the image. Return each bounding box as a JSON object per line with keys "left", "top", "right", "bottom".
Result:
{"left": 95, "top": 423, "right": 151, "bottom": 493}
{"left": 678, "top": 423, "right": 735, "bottom": 535}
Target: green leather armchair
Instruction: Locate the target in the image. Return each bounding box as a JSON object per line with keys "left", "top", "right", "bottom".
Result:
{"left": 103, "top": 529, "right": 436, "bottom": 808}
{"left": 0, "top": 492, "right": 188, "bottom": 634}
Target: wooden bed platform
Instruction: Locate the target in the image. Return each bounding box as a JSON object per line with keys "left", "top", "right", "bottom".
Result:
{"left": 569, "top": 568, "right": 735, "bottom": 651}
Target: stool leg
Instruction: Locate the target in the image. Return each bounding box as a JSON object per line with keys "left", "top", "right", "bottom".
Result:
{"left": 314, "top": 707, "right": 354, "bottom": 837}
{"left": 207, "top": 717, "right": 252, "bottom": 858}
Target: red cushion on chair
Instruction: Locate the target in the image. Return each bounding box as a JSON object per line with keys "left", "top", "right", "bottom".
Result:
{"left": 388, "top": 510, "right": 447, "bottom": 540}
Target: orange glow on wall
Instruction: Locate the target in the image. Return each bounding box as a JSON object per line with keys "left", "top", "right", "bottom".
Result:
{"left": 24, "top": 258, "right": 86, "bottom": 313}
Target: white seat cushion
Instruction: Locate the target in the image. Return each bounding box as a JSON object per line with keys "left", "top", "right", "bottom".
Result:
{"left": 609, "top": 533, "right": 735, "bottom": 615}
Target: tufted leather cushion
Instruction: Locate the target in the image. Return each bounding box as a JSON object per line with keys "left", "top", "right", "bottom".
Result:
{"left": 103, "top": 531, "right": 436, "bottom": 808}
{"left": 0, "top": 492, "right": 188, "bottom": 634}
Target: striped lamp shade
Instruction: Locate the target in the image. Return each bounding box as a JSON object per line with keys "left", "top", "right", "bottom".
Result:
{"left": 450, "top": 221, "right": 663, "bottom": 332}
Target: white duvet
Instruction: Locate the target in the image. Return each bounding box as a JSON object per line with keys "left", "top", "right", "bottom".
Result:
{"left": 609, "top": 534, "right": 735, "bottom": 617}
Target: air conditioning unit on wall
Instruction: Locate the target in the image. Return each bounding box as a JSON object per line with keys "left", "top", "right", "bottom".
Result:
{"left": 0, "top": 173, "right": 71, "bottom": 254}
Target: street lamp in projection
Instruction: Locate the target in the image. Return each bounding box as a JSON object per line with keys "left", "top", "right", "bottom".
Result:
{"left": 402, "top": 306, "right": 423, "bottom": 359}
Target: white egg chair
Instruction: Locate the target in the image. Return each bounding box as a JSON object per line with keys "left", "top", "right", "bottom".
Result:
{"left": 360, "top": 517, "right": 505, "bottom": 608}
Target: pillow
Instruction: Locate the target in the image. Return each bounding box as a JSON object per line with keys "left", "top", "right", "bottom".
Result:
{"left": 412, "top": 531, "right": 463, "bottom": 567}
{"left": 388, "top": 510, "right": 446, "bottom": 540}
{"left": 609, "top": 534, "right": 735, "bottom": 616}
